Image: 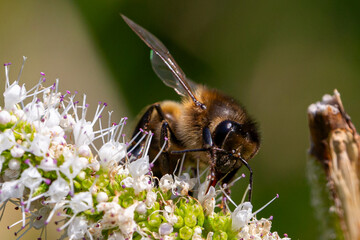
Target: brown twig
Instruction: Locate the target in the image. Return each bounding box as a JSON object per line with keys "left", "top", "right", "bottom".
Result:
{"left": 308, "top": 90, "right": 360, "bottom": 240}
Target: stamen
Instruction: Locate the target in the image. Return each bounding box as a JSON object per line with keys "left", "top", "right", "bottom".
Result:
{"left": 151, "top": 137, "right": 167, "bottom": 165}
{"left": 252, "top": 194, "right": 279, "bottom": 216}
{"left": 57, "top": 213, "right": 77, "bottom": 231}
{"left": 142, "top": 131, "right": 153, "bottom": 158}
{"left": 223, "top": 173, "right": 246, "bottom": 190}
{"left": 241, "top": 184, "right": 250, "bottom": 204}
{"left": 97, "top": 114, "right": 105, "bottom": 144}
{"left": 107, "top": 111, "right": 112, "bottom": 142}
{"left": 16, "top": 56, "right": 27, "bottom": 83}
{"left": 127, "top": 131, "right": 148, "bottom": 154}
{"left": 196, "top": 158, "right": 201, "bottom": 186}
{"left": 220, "top": 186, "right": 237, "bottom": 207}
{"left": 177, "top": 153, "right": 186, "bottom": 177}
{"left": 126, "top": 130, "right": 142, "bottom": 146}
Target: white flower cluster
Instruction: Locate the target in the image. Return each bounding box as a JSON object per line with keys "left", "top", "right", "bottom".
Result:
{"left": 0, "top": 59, "right": 290, "bottom": 240}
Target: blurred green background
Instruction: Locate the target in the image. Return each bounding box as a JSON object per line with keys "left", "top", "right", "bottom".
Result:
{"left": 1, "top": 0, "right": 360, "bottom": 239}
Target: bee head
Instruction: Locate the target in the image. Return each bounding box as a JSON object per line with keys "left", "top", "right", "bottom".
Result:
{"left": 213, "top": 120, "right": 260, "bottom": 171}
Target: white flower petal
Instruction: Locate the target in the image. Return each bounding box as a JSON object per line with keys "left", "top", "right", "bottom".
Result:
{"left": 21, "top": 167, "right": 43, "bottom": 189}
{"left": 30, "top": 134, "right": 50, "bottom": 157}
{"left": 231, "top": 201, "right": 254, "bottom": 231}
{"left": 70, "top": 192, "right": 93, "bottom": 212}
{"left": 46, "top": 177, "right": 70, "bottom": 202}
{"left": 128, "top": 156, "right": 149, "bottom": 179}
{"left": 24, "top": 102, "right": 45, "bottom": 122}
{"left": 0, "top": 129, "right": 16, "bottom": 153}
{"left": 67, "top": 217, "right": 88, "bottom": 240}
{"left": 4, "top": 81, "right": 26, "bottom": 110}
{"left": 159, "top": 174, "right": 174, "bottom": 192}
{"left": 10, "top": 145, "right": 25, "bottom": 158}
{"left": 0, "top": 180, "right": 24, "bottom": 202}
{"left": 98, "top": 141, "right": 126, "bottom": 167}
{"left": 73, "top": 120, "right": 94, "bottom": 146}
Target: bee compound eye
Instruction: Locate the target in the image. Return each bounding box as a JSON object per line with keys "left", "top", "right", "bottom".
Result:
{"left": 213, "top": 120, "right": 236, "bottom": 147}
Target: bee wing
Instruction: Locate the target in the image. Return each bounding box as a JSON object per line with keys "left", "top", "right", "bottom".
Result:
{"left": 122, "top": 14, "right": 206, "bottom": 109}
{"left": 150, "top": 50, "right": 197, "bottom": 96}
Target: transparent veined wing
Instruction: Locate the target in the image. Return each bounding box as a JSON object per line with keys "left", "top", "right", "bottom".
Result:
{"left": 121, "top": 14, "right": 206, "bottom": 109}
{"left": 150, "top": 50, "right": 197, "bottom": 96}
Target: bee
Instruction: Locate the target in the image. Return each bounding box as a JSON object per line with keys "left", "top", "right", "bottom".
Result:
{"left": 122, "top": 15, "right": 260, "bottom": 201}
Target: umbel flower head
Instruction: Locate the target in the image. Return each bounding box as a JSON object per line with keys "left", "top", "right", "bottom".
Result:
{"left": 0, "top": 58, "right": 290, "bottom": 240}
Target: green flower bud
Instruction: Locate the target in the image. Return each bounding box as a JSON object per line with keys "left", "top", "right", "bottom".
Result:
{"left": 148, "top": 213, "right": 162, "bottom": 227}
{"left": 97, "top": 177, "right": 109, "bottom": 188}
{"left": 82, "top": 178, "right": 93, "bottom": 189}
{"left": 133, "top": 233, "right": 142, "bottom": 240}
{"left": 173, "top": 215, "right": 184, "bottom": 229}
{"left": 204, "top": 214, "right": 215, "bottom": 231}
{"left": 135, "top": 212, "right": 147, "bottom": 222}
{"left": 213, "top": 231, "right": 228, "bottom": 240}
{"left": 34, "top": 183, "right": 48, "bottom": 196}
{"left": 148, "top": 202, "right": 160, "bottom": 214}
{"left": 184, "top": 214, "right": 196, "bottom": 227}
{"left": 197, "top": 211, "right": 205, "bottom": 227}
{"left": 179, "top": 226, "right": 193, "bottom": 240}
{"left": 175, "top": 207, "right": 185, "bottom": 217}
{"left": 121, "top": 196, "right": 134, "bottom": 208}
{"left": 73, "top": 179, "right": 81, "bottom": 190}
{"left": 137, "top": 221, "right": 148, "bottom": 228}
{"left": 137, "top": 190, "right": 147, "bottom": 200}
{"left": 217, "top": 215, "right": 230, "bottom": 231}
{"left": 192, "top": 203, "right": 202, "bottom": 217}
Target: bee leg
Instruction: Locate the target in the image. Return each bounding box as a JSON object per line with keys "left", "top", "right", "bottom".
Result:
{"left": 160, "top": 121, "right": 171, "bottom": 151}
{"left": 222, "top": 158, "right": 253, "bottom": 202}
{"left": 172, "top": 126, "right": 219, "bottom": 193}
{"left": 238, "top": 158, "right": 253, "bottom": 202}
{"left": 145, "top": 105, "right": 180, "bottom": 174}
{"left": 207, "top": 149, "right": 218, "bottom": 190}
{"left": 157, "top": 120, "right": 183, "bottom": 175}
{"left": 129, "top": 103, "right": 169, "bottom": 158}
{"left": 128, "top": 105, "right": 157, "bottom": 158}
{"left": 203, "top": 126, "right": 220, "bottom": 195}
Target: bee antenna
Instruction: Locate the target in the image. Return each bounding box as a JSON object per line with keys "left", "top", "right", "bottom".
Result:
{"left": 195, "top": 101, "right": 206, "bottom": 110}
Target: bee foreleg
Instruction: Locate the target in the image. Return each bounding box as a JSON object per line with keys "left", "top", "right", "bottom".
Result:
{"left": 130, "top": 104, "right": 160, "bottom": 158}
{"left": 160, "top": 121, "right": 171, "bottom": 151}
{"left": 132, "top": 104, "right": 157, "bottom": 136}
{"left": 157, "top": 119, "right": 181, "bottom": 176}
{"left": 237, "top": 158, "right": 253, "bottom": 202}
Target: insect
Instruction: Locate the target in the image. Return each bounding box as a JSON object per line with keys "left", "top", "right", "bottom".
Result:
{"left": 122, "top": 15, "right": 260, "bottom": 201}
